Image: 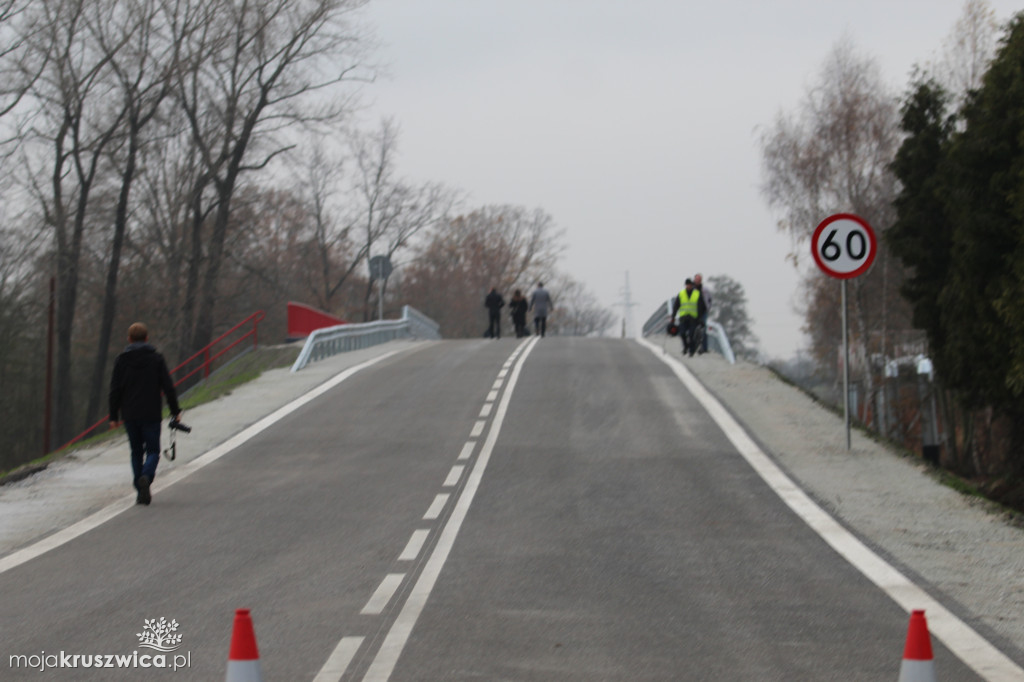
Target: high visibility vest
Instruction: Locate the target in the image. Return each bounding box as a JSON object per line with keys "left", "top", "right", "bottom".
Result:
{"left": 677, "top": 288, "right": 700, "bottom": 318}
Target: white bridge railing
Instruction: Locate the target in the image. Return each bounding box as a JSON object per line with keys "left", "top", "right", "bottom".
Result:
{"left": 291, "top": 305, "right": 441, "bottom": 372}
{"left": 641, "top": 299, "right": 736, "bottom": 364}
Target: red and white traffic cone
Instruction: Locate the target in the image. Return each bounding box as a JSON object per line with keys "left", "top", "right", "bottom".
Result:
{"left": 898, "top": 609, "right": 937, "bottom": 682}
{"left": 225, "top": 609, "right": 263, "bottom": 682}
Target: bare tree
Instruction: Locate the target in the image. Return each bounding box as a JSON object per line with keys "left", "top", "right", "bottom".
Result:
{"left": 291, "top": 141, "right": 351, "bottom": 311}
{"left": 545, "top": 275, "right": 614, "bottom": 337}
{"left": 298, "top": 120, "right": 458, "bottom": 319}
{"left": 0, "top": 0, "right": 48, "bottom": 124}
{"left": 83, "top": 0, "right": 180, "bottom": 426}
{"left": 402, "top": 205, "right": 564, "bottom": 337}
{"left": 173, "top": 0, "right": 370, "bottom": 355}
{"left": 22, "top": 0, "right": 134, "bottom": 442}
{"left": 759, "top": 39, "right": 910, "bottom": 426}
{"left": 937, "top": 0, "right": 1000, "bottom": 102}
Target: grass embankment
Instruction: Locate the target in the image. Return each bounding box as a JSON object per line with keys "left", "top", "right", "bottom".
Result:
{"left": 0, "top": 344, "right": 301, "bottom": 484}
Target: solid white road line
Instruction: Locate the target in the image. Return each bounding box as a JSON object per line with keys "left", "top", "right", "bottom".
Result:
{"left": 398, "top": 530, "right": 430, "bottom": 562}
{"left": 362, "top": 336, "right": 539, "bottom": 681}
{"left": 361, "top": 574, "right": 406, "bottom": 616}
{"left": 0, "top": 348, "right": 409, "bottom": 576}
{"left": 312, "top": 637, "right": 364, "bottom": 682}
{"left": 423, "top": 494, "right": 449, "bottom": 521}
{"left": 638, "top": 337, "right": 1024, "bottom": 681}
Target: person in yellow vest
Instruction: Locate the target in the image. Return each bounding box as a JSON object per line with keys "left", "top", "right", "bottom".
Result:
{"left": 671, "top": 278, "right": 707, "bottom": 357}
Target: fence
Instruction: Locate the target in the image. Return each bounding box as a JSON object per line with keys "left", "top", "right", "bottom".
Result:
{"left": 291, "top": 305, "right": 441, "bottom": 372}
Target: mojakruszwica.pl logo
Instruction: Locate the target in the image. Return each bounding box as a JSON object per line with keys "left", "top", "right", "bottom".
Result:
{"left": 9, "top": 617, "right": 192, "bottom": 672}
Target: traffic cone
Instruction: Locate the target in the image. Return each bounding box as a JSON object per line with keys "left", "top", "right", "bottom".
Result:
{"left": 225, "top": 609, "right": 263, "bottom": 682}
{"left": 898, "top": 609, "right": 937, "bottom": 682}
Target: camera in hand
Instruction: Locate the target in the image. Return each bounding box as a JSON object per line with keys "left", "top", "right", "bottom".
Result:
{"left": 169, "top": 417, "right": 192, "bottom": 433}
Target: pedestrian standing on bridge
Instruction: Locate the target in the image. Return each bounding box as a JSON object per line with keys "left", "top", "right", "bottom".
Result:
{"left": 529, "top": 282, "right": 553, "bottom": 337}
{"left": 672, "top": 279, "right": 706, "bottom": 357}
{"left": 484, "top": 287, "right": 505, "bottom": 339}
{"left": 109, "top": 322, "right": 181, "bottom": 505}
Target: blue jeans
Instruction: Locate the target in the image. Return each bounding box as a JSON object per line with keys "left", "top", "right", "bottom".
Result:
{"left": 124, "top": 420, "right": 161, "bottom": 487}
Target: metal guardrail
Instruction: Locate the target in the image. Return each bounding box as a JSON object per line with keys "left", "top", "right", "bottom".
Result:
{"left": 642, "top": 299, "right": 736, "bottom": 364}
{"left": 291, "top": 305, "right": 441, "bottom": 372}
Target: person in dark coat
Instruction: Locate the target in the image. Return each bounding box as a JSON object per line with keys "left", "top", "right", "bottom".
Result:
{"left": 509, "top": 289, "right": 529, "bottom": 338}
{"left": 109, "top": 322, "right": 181, "bottom": 505}
{"left": 484, "top": 287, "right": 505, "bottom": 339}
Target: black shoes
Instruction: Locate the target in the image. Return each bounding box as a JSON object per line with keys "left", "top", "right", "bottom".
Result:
{"left": 136, "top": 475, "right": 152, "bottom": 505}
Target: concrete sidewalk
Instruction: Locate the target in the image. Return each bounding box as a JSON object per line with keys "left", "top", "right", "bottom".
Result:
{"left": 0, "top": 340, "right": 431, "bottom": 559}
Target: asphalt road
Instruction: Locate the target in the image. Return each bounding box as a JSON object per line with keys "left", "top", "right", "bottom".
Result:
{"left": 0, "top": 338, "right": 980, "bottom": 680}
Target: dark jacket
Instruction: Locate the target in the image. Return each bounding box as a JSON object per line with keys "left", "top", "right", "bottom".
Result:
{"left": 109, "top": 343, "right": 180, "bottom": 422}
{"left": 509, "top": 297, "right": 528, "bottom": 323}
{"left": 485, "top": 290, "right": 505, "bottom": 313}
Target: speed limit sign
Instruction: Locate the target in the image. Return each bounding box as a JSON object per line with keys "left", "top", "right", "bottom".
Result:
{"left": 811, "top": 213, "right": 877, "bottom": 279}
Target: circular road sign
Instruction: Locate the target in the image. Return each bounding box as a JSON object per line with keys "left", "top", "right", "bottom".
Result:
{"left": 811, "top": 213, "right": 877, "bottom": 279}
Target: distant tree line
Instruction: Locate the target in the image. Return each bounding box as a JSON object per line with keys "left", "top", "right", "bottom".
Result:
{"left": 761, "top": 0, "right": 1024, "bottom": 490}
{"left": 0, "top": 0, "right": 612, "bottom": 472}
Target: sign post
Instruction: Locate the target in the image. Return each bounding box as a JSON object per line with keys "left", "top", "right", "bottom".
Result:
{"left": 811, "top": 213, "right": 877, "bottom": 449}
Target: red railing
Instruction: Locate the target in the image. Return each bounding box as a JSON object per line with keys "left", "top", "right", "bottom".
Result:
{"left": 58, "top": 311, "right": 266, "bottom": 451}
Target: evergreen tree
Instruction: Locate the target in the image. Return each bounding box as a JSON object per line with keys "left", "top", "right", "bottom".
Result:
{"left": 887, "top": 79, "right": 955, "bottom": 371}
{"left": 941, "top": 12, "right": 1024, "bottom": 421}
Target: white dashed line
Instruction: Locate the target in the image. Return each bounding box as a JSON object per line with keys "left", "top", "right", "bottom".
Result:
{"left": 362, "top": 336, "right": 539, "bottom": 680}
{"left": 470, "top": 420, "right": 485, "bottom": 437}
{"left": 423, "top": 494, "right": 449, "bottom": 520}
{"left": 398, "top": 530, "right": 431, "bottom": 561}
{"left": 479, "top": 403, "right": 493, "bottom": 418}
{"left": 458, "top": 442, "right": 475, "bottom": 461}
{"left": 311, "top": 637, "right": 363, "bottom": 682}
{"left": 443, "top": 465, "right": 465, "bottom": 488}
{"left": 361, "top": 574, "right": 405, "bottom": 615}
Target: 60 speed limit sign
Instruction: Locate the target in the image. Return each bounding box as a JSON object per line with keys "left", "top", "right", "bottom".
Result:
{"left": 811, "top": 213, "right": 877, "bottom": 279}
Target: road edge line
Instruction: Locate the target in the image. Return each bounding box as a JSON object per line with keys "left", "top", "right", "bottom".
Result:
{"left": 638, "top": 337, "right": 1023, "bottom": 680}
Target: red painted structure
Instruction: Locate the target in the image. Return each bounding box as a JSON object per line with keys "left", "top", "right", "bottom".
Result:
{"left": 287, "top": 302, "right": 346, "bottom": 341}
{"left": 58, "top": 311, "right": 266, "bottom": 452}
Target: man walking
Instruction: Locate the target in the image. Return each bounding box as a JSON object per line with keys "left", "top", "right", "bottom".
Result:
{"left": 529, "top": 282, "right": 553, "bottom": 337}
{"left": 109, "top": 322, "right": 181, "bottom": 505}
{"left": 484, "top": 287, "right": 505, "bottom": 339}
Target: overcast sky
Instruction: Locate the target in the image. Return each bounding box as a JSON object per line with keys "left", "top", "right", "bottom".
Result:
{"left": 354, "top": 0, "right": 1022, "bottom": 358}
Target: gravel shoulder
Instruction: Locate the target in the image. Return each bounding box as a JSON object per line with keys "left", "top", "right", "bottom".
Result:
{"left": 675, "top": 347, "right": 1024, "bottom": 666}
